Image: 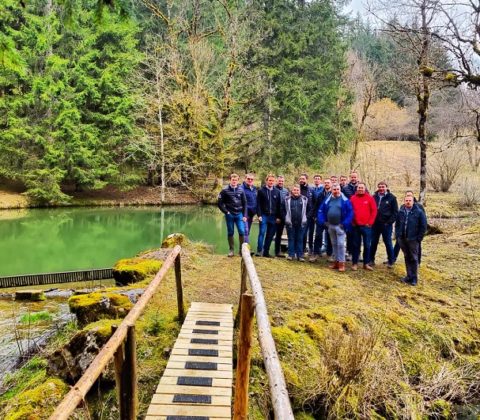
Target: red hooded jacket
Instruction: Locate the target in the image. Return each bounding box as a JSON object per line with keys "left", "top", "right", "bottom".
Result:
{"left": 350, "top": 192, "right": 377, "bottom": 226}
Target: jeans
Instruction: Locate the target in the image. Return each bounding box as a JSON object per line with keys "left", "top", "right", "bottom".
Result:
{"left": 275, "top": 219, "right": 285, "bottom": 255}
{"left": 286, "top": 224, "right": 306, "bottom": 259}
{"left": 244, "top": 215, "right": 254, "bottom": 243}
{"left": 352, "top": 225, "right": 373, "bottom": 265}
{"left": 225, "top": 213, "right": 245, "bottom": 237}
{"left": 370, "top": 223, "right": 394, "bottom": 265}
{"left": 257, "top": 214, "right": 277, "bottom": 256}
{"left": 397, "top": 237, "right": 420, "bottom": 283}
{"left": 313, "top": 223, "right": 332, "bottom": 256}
{"left": 328, "top": 224, "right": 346, "bottom": 262}
{"left": 394, "top": 239, "right": 422, "bottom": 265}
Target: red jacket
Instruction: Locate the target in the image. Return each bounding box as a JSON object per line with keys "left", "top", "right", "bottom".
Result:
{"left": 350, "top": 192, "right": 377, "bottom": 226}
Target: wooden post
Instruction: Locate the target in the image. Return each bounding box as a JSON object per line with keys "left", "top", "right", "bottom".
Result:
{"left": 118, "top": 325, "right": 137, "bottom": 420}
{"left": 233, "top": 293, "right": 255, "bottom": 420}
{"left": 175, "top": 254, "right": 184, "bottom": 321}
{"left": 235, "top": 252, "right": 248, "bottom": 327}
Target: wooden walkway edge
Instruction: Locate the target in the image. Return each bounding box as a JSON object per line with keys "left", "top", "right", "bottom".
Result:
{"left": 146, "top": 302, "right": 233, "bottom": 420}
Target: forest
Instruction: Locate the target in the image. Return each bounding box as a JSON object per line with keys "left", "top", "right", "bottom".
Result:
{"left": 1, "top": 0, "right": 479, "bottom": 204}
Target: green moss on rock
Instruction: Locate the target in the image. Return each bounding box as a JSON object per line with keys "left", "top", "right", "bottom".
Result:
{"left": 113, "top": 257, "right": 162, "bottom": 285}
{"left": 68, "top": 292, "right": 133, "bottom": 326}
{"left": 161, "top": 233, "right": 188, "bottom": 248}
{"left": 4, "top": 378, "right": 68, "bottom": 420}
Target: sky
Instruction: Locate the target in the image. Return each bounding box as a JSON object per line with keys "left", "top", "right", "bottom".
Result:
{"left": 345, "top": 0, "right": 366, "bottom": 15}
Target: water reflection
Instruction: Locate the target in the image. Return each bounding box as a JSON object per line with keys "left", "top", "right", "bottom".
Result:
{"left": 0, "top": 206, "right": 258, "bottom": 276}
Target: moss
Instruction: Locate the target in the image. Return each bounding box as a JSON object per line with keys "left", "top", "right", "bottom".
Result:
{"left": 113, "top": 257, "right": 162, "bottom": 285}
{"left": 68, "top": 292, "right": 133, "bottom": 326}
{"left": 83, "top": 319, "right": 120, "bottom": 338}
{"left": 161, "top": 232, "right": 188, "bottom": 248}
{"left": 429, "top": 399, "right": 452, "bottom": 418}
{"left": 4, "top": 378, "right": 68, "bottom": 420}
{"left": 19, "top": 311, "right": 53, "bottom": 324}
{"left": 15, "top": 290, "right": 45, "bottom": 301}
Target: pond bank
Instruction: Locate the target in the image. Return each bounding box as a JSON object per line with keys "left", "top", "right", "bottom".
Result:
{"left": 0, "top": 185, "right": 200, "bottom": 210}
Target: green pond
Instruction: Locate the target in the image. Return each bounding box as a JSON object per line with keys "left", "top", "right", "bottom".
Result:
{"left": 0, "top": 206, "right": 258, "bottom": 276}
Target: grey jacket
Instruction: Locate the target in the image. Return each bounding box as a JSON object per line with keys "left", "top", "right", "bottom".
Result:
{"left": 284, "top": 195, "right": 308, "bottom": 226}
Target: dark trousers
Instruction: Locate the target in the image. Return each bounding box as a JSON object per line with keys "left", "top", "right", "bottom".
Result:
{"left": 394, "top": 239, "right": 422, "bottom": 265}
{"left": 275, "top": 219, "right": 285, "bottom": 255}
{"left": 371, "top": 223, "right": 394, "bottom": 265}
{"left": 397, "top": 237, "right": 420, "bottom": 283}
{"left": 352, "top": 226, "right": 372, "bottom": 265}
{"left": 313, "top": 223, "right": 332, "bottom": 256}
{"left": 257, "top": 214, "right": 276, "bottom": 256}
{"left": 307, "top": 217, "right": 316, "bottom": 252}
{"left": 287, "top": 224, "right": 306, "bottom": 259}
{"left": 244, "top": 215, "right": 254, "bottom": 243}
{"left": 346, "top": 230, "right": 354, "bottom": 255}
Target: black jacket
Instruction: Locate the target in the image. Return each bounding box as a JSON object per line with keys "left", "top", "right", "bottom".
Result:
{"left": 257, "top": 186, "right": 281, "bottom": 218}
{"left": 343, "top": 182, "right": 358, "bottom": 199}
{"left": 373, "top": 191, "right": 398, "bottom": 225}
{"left": 218, "top": 185, "right": 247, "bottom": 216}
{"left": 395, "top": 204, "right": 427, "bottom": 242}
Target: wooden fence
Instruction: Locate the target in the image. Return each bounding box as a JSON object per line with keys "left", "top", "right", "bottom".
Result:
{"left": 49, "top": 245, "right": 183, "bottom": 420}
{"left": 0, "top": 268, "right": 113, "bottom": 288}
{"left": 233, "top": 243, "right": 294, "bottom": 420}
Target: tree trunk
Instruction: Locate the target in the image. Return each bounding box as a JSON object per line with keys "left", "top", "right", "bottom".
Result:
{"left": 158, "top": 104, "right": 165, "bottom": 203}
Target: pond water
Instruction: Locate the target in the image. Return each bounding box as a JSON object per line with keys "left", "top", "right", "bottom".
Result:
{"left": 0, "top": 206, "right": 258, "bottom": 276}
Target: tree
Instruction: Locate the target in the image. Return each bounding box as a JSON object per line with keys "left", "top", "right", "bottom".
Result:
{"left": 369, "top": 0, "right": 446, "bottom": 204}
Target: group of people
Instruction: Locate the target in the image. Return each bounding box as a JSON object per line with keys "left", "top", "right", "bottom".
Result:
{"left": 217, "top": 171, "right": 427, "bottom": 286}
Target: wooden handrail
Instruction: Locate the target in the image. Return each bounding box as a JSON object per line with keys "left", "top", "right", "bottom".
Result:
{"left": 50, "top": 245, "right": 183, "bottom": 420}
{"left": 235, "top": 243, "right": 294, "bottom": 420}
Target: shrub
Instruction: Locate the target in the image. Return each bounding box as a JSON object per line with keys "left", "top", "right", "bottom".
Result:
{"left": 457, "top": 176, "right": 480, "bottom": 207}
{"left": 428, "top": 146, "right": 465, "bottom": 192}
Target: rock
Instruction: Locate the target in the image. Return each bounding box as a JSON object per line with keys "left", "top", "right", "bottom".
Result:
{"left": 68, "top": 292, "right": 133, "bottom": 326}
{"left": 112, "top": 257, "right": 162, "bottom": 285}
{"left": 47, "top": 320, "right": 119, "bottom": 384}
{"left": 15, "top": 290, "right": 45, "bottom": 301}
{"left": 161, "top": 233, "right": 188, "bottom": 248}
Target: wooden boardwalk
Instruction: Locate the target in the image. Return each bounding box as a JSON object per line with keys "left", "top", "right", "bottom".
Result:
{"left": 146, "top": 302, "right": 233, "bottom": 420}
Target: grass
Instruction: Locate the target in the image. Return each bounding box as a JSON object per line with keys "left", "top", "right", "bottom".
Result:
{"left": 19, "top": 311, "right": 53, "bottom": 324}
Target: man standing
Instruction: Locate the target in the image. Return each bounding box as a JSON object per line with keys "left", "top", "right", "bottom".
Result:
{"left": 395, "top": 195, "right": 427, "bottom": 286}
{"left": 370, "top": 182, "right": 398, "bottom": 268}
{"left": 350, "top": 182, "right": 377, "bottom": 271}
{"left": 256, "top": 174, "right": 281, "bottom": 257}
{"left": 317, "top": 183, "right": 353, "bottom": 272}
{"left": 241, "top": 173, "right": 257, "bottom": 244}
{"left": 308, "top": 175, "right": 324, "bottom": 255}
{"left": 283, "top": 185, "right": 309, "bottom": 261}
{"left": 274, "top": 175, "right": 289, "bottom": 257}
{"left": 339, "top": 175, "right": 348, "bottom": 192}
{"left": 218, "top": 173, "right": 247, "bottom": 257}
{"left": 298, "top": 174, "right": 313, "bottom": 252}
{"left": 310, "top": 178, "right": 332, "bottom": 262}
{"left": 343, "top": 171, "right": 361, "bottom": 260}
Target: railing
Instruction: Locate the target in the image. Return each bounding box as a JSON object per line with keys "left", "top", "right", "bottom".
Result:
{"left": 0, "top": 268, "right": 113, "bottom": 288}
{"left": 50, "top": 245, "right": 184, "bottom": 420}
{"left": 233, "top": 243, "right": 294, "bottom": 420}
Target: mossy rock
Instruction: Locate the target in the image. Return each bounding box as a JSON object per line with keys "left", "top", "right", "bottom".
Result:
{"left": 113, "top": 257, "right": 162, "bottom": 285}
{"left": 161, "top": 233, "right": 188, "bottom": 248}
{"left": 47, "top": 319, "right": 118, "bottom": 384}
{"left": 4, "top": 378, "right": 68, "bottom": 420}
{"left": 15, "top": 290, "right": 45, "bottom": 302}
{"left": 68, "top": 292, "right": 133, "bottom": 326}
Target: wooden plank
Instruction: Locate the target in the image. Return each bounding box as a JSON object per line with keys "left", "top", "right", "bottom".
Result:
{"left": 168, "top": 355, "right": 231, "bottom": 364}
{"left": 173, "top": 341, "right": 232, "bottom": 351}
{"left": 155, "top": 384, "right": 232, "bottom": 397}
{"left": 191, "top": 302, "right": 233, "bottom": 311}
{"left": 151, "top": 394, "right": 231, "bottom": 406}
{"left": 178, "top": 332, "right": 232, "bottom": 340}
{"left": 146, "top": 403, "right": 231, "bottom": 417}
{"left": 166, "top": 361, "right": 231, "bottom": 371}
{"left": 171, "top": 348, "right": 232, "bottom": 358}
{"left": 161, "top": 368, "right": 233, "bottom": 379}
{"left": 158, "top": 376, "right": 231, "bottom": 388}
{"left": 145, "top": 416, "right": 230, "bottom": 420}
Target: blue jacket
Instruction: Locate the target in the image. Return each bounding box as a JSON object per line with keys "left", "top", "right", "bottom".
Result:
{"left": 317, "top": 193, "right": 354, "bottom": 232}
{"left": 395, "top": 203, "right": 427, "bottom": 242}
{"left": 241, "top": 182, "right": 257, "bottom": 217}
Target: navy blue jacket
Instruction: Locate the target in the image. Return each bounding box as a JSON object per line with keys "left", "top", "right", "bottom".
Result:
{"left": 373, "top": 190, "right": 398, "bottom": 225}
{"left": 343, "top": 182, "right": 358, "bottom": 199}
{"left": 257, "top": 186, "right": 281, "bottom": 218}
{"left": 242, "top": 182, "right": 257, "bottom": 217}
{"left": 395, "top": 204, "right": 427, "bottom": 242}
{"left": 218, "top": 185, "right": 247, "bottom": 216}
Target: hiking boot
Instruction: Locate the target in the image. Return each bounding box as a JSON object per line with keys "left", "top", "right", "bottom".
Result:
{"left": 346, "top": 253, "right": 352, "bottom": 262}
{"left": 309, "top": 255, "right": 319, "bottom": 263}
{"left": 329, "top": 261, "right": 339, "bottom": 269}
{"left": 228, "top": 236, "right": 234, "bottom": 257}
{"left": 351, "top": 264, "right": 358, "bottom": 271}
{"left": 363, "top": 264, "right": 374, "bottom": 271}
{"left": 338, "top": 262, "right": 346, "bottom": 272}
{"left": 400, "top": 276, "right": 410, "bottom": 284}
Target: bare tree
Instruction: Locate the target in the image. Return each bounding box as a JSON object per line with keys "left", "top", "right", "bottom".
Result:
{"left": 347, "top": 51, "right": 378, "bottom": 169}
{"left": 369, "top": 0, "right": 443, "bottom": 204}
{"left": 433, "top": 1, "right": 480, "bottom": 89}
